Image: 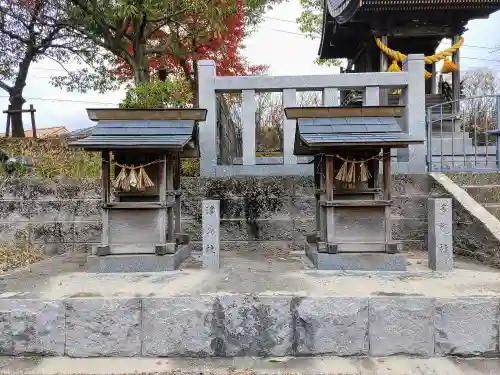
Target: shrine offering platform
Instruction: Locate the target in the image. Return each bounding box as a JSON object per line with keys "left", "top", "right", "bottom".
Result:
{"left": 1, "top": 250, "right": 500, "bottom": 358}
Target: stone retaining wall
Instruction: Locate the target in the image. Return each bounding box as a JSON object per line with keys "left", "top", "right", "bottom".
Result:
{"left": 0, "top": 295, "right": 498, "bottom": 358}
{"left": 0, "top": 175, "right": 433, "bottom": 254}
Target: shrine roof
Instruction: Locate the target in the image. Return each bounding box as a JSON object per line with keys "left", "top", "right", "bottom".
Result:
{"left": 285, "top": 108, "right": 423, "bottom": 155}
{"left": 297, "top": 116, "right": 421, "bottom": 145}
{"left": 69, "top": 108, "right": 206, "bottom": 153}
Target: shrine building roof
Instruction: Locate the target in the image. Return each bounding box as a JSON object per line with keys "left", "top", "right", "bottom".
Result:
{"left": 69, "top": 108, "right": 206, "bottom": 155}
{"left": 284, "top": 106, "right": 423, "bottom": 155}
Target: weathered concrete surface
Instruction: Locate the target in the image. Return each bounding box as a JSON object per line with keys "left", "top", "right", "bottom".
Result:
{"left": 435, "top": 298, "right": 499, "bottom": 357}
{"left": 65, "top": 298, "right": 141, "bottom": 357}
{"left": 3, "top": 251, "right": 500, "bottom": 299}
{"left": 218, "top": 295, "right": 293, "bottom": 357}
{"left": 295, "top": 297, "right": 368, "bottom": 356}
{"left": 0, "top": 299, "right": 64, "bottom": 355}
{"left": 3, "top": 356, "right": 500, "bottom": 375}
{"left": 369, "top": 297, "right": 435, "bottom": 356}
{"left": 142, "top": 296, "right": 216, "bottom": 357}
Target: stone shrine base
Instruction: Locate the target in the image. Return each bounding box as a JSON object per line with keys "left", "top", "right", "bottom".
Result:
{"left": 305, "top": 242, "right": 407, "bottom": 271}
{"left": 1, "top": 250, "right": 500, "bottom": 358}
{"left": 86, "top": 244, "right": 192, "bottom": 273}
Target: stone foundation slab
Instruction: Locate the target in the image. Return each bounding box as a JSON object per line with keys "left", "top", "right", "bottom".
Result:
{"left": 86, "top": 244, "right": 192, "bottom": 273}
{"left": 305, "top": 242, "right": 407, "bottom": 271}
{"left": 1, "top": 295, "right": 499, "bottom": 358}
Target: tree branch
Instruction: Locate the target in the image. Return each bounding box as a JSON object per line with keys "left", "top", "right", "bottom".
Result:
{"left": 0, "top": 80, "right": 12, "bottom": 93}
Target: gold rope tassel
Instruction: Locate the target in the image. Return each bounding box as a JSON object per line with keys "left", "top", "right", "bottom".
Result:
{"left": 359, "top": 162, "right": 372, "bottom": 182}
{"left": 387, "top": 60, "right": 401, "bottom": 72}
{"left": 335, "top": 161, "right": 349, "bottom": 182}
{"left": 441, "top": 57, "right": 458, "bottom": 74}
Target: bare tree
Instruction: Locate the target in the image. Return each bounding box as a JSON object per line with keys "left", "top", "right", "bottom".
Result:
{"left": 460, "top": 70, "right": 500, "bottom": 144}
{"left": 0, "top": 0, "right": 116, "bottom": 136}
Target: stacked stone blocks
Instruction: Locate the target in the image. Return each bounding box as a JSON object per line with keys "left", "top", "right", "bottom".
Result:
{"left": 0, "top": 175, "right": 439, "bottom": 255}
{"left": 1, "top": 295, "right": 499, "bottom": 358}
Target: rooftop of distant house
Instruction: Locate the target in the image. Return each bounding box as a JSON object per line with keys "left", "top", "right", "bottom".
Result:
{"left": 0, "top": 126, "right": 69, "bottom": 138}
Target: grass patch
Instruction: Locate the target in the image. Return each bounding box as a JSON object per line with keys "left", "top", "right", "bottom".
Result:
{"left": 0, "top": 138, "right": 100, "bottom": 180}
{"left": 0, "top": 137, "right": 202, "bottom": 179}
{"left": 0, "top": 242, "right": 44, "bottom": 272}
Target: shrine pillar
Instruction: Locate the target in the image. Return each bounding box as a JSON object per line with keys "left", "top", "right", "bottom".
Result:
{"left": 452, "top": 35, "right": 461, "bottom": 113}
{"left": 403, "top": 54, "right": 427, "bottom": 173}
{"left": 379, "top": 35, "right": 389, "bottom": 105}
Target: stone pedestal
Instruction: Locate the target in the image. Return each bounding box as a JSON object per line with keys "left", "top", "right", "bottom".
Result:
{"left": 428, "top": 198, "right": 453, "bottom": 271}
{"left": 305, "top": 242, "right": 407, "bottom": 271}
{"left": 87, "top": 244, "right": 192, "bottom": 273}
{"left": 202, "top": 200, "right": 220, "bottom": 270}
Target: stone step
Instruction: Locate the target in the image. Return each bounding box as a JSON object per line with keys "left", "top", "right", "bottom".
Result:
{"left": 463, "top": 185, "right": 500, "bottom": 204}
{"left": 484, "top": 203, "right": 500, "bottom": 219}
{"left": 446, "top": 173, "right": 500, "bottom": 186}
{"left": 1, "top": 356, "right": 500, "bottom": 375}
{"left": 429, "top": 138, "right": 474, "bottom": 154}
{"left": 2, "top": 251, "right": 500, "bottom": 359}
{"left": 429, "top": 158, "right": 498, "bottom": 172}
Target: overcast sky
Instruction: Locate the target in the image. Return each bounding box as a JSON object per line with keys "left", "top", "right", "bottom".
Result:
{"left": 2, "top": 0, "right": 500, "bottom": 132}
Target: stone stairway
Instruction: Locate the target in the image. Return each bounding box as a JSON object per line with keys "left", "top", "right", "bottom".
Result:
{"left": 447, "top": 173, "right": 500, "bottom": 219}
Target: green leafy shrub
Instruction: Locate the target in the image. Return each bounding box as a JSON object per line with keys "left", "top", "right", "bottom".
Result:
{"left": 181, "top": 158, "right": 200, "bottom": 177}
{"left": 120, "top": 77, "right": 193, "bottom": 109}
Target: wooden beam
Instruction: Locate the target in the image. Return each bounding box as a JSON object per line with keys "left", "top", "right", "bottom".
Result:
{"left": 166, "top": 153, "right": 175, "bottom": 242}
{"left": 101, "top": 151, "right": 110, "bottom": 246}
{"left": 29, "top": 104, "right": 37, "bottom": 139}
{"left": 174, "top": 152, "right": 181, "bottom": 234}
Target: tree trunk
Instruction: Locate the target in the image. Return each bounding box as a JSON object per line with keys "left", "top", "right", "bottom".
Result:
{"left": 132, "top": 34, "right": 150, "bottom": 85}
{"left": 9, "top": 96, "right": 26, "bottom": 137}
{"left": 192, "top": 60, "right": 199, "bottom": 108}
{"left": 8, "top": 46, "right": 34, "bottom": 137}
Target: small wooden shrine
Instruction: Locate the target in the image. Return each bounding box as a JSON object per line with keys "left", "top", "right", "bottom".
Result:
{"left": 285, "top": 106, "right": 423, "bottom": 271}
{"left": 69, "top": 108, "right": 206, "bottom": 273}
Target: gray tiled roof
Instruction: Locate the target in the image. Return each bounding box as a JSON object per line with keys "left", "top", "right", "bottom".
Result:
{"left": 297, "top": 116, "right": 419, "bottom": 146}
{"left": 69, "top": 120, "right": 197, "bottom": 150}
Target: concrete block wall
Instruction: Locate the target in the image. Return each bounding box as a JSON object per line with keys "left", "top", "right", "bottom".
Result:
{"left": 1, "top": 295, "right": 499, "bottom": 358}
{"left": 0, "top": 175, "right": 435, "bottom": 255}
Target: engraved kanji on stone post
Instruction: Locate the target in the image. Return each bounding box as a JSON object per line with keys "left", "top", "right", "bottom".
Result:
{"left": 428, "top": 198, "right": 453, "bottom": 271}
{"left": 202, "top": 200, "right": 220, "bottom": 270}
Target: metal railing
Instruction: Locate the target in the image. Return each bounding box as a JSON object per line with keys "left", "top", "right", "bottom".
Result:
{"left": 427, "top": 94, "right": 500, "bottom": 172}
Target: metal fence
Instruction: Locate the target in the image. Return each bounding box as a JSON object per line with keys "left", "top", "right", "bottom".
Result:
{"left": 427, "top": 94, "right": 500, "bottom": 172}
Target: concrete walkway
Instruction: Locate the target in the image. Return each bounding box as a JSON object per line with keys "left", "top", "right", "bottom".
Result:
{"left": 2, "top": 356, "right": 500, "bottom": 375}
{"left": 1, "top": 250, "right": 499, "bottom": 299}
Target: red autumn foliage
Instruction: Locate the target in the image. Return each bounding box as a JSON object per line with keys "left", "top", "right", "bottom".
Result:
{"left": 114, "top": 0, "right": 266, "bottom": 81}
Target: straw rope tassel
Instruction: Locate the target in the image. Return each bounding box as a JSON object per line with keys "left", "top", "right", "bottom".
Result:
{"left": 359, "top": 161, "right": 372, "bottom": 182}
{"left": 138, "top": 166, "right": 155, "bottom": 189}
{"left": 335, "top": 160, "right": 349, "bottom": 182}
{"left": 128, "top": 165, "right": 138, "bottom": 188}
{"left": 347, "top": 161, "right": 355, "bottom": 182}
{"left": 114, "top": 167, "right": 129, "bottom": 191}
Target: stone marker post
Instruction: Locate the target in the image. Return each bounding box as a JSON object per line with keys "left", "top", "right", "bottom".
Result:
{"left": 202, "top": 200, "right": 220, "bottom": 270}
{"left": 428, "top": 198, "right": 453, "bottom": 271}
